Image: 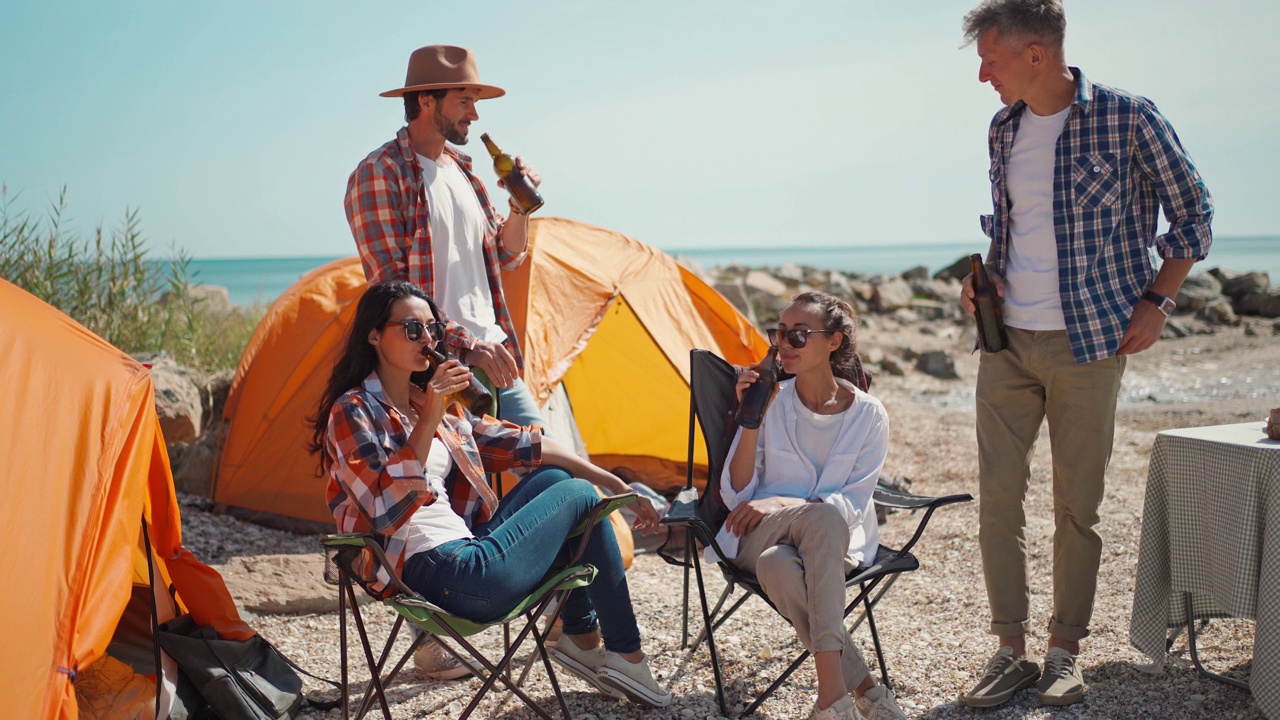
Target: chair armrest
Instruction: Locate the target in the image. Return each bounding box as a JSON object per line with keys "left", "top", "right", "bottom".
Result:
{"left": 320, "top": 532, "right": 417, "bottom": 598}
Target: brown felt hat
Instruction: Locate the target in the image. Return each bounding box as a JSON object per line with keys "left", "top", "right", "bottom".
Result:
{"left": 379, "top": 45, "right": 505, "bottom": 99}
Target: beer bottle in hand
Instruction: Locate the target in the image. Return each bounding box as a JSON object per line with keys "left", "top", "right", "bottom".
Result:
{"left": 422, "top": 345, "right": 496, "bottom": 417}
{"left": 480, "top": 133, "right": 544, "bottom": 215}
{"left": 735, "top": 345, "right": 780, "bottom": 430}
{"left": 970, "top": 253, "right": 1008, "bottom": 353}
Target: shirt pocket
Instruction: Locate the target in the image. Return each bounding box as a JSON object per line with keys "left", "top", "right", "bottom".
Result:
{"left": 1073, "top": 152, "right": 1121, "bottom": 208}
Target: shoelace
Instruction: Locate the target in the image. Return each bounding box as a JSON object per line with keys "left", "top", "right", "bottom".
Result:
{"left": 1043, "top": 650, "right": 1075, "bottom": 677}
{"left": 984, "top": 649, "right": 1016, "bottom": 677}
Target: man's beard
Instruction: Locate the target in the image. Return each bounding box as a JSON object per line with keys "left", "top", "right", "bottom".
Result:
{"left": 435, "top": 113, "right": 468, "bottom": 144}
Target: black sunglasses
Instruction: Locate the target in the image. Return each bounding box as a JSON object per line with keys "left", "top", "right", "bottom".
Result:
{"left": 383, "top": 319, "right": 445, "bottom": 342}
{"left": 767, "top": 327, "right": 835, "bottom": 349}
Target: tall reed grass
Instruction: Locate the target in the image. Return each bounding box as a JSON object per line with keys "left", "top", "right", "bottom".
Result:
{"left": 1, "top": 187, "right": 261, "bottom": 373}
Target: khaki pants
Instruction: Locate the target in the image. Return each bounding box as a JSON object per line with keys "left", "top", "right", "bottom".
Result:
{"left": 734, "top": 503, "right": 871, "bottom": 690}
{"left": 976, "top": 328, "right": 1126, "bottom": 641}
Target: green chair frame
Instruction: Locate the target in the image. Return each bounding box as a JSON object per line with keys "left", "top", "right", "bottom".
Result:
{"left": 322, "top": 492, "right": 636, "bottom": 720}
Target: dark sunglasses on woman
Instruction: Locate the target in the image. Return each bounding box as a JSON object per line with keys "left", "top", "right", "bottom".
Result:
{"left": 383, "top": 319, "right": 446, "bottom": 343}
{"left": 767, "top": 327, "right": 835, "bottom": 349}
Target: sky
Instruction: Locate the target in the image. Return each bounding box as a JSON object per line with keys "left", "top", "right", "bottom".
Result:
{"left": 1, "top": 0, "right": 1276, "bottom": 259}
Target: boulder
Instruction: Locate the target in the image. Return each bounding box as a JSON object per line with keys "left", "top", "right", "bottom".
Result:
{"left": 138, "top": 353, "right": 204, "bottom": 444}
{"left": 873, "top": 279, "right": 915, "bottom": 313}
{"left": 1198, "top": 299, "right": 1239, "bottom": 326}
{"left": 1176, "top": 274, "right": 1224, "bottom": 313}
{"left": 915, "top": 350, "right": 959, "bottom": 379}
{"left": 901, "top": 265, "right": 930, "bottom": 282}
{"left": 1221, "top": 271, "right": 1270, "bottom": 300}
{"left": 934, "top": 255, "right": 973, "bottom": 282}
{"left": 172, "top": 436, "right": 217, "bottom": 496}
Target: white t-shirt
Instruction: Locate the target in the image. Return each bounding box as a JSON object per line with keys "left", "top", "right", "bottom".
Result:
{"left": 419, "top": 153, "right": 507, "bottom": 345}
{"left": 404, "top": 437, "right": 475, "bottom": 557}
{"left": 1004, "top": 105, "right": 1070, "bottom": 331}
{"left": 792, "top": 391, "right": 845, "bottom": 479}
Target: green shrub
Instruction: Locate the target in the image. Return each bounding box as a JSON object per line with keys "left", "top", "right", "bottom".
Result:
{"left": 1, "top": 187, "right": 261, "bottom": 373}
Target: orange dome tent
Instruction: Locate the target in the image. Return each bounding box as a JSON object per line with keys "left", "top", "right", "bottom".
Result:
{"left": 0, "top": 279, "right": 251, "bottom": 719}
{"left": 213, "top": 217, "right": 767, "bottom": 528}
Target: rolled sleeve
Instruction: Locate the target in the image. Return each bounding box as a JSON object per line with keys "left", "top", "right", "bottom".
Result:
{"left": 1134, "top": 102, "right": 1213, "bottom": 261}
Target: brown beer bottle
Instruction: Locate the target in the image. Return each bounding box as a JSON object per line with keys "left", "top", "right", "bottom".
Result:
{"left": 735, "top": 345, "right": 780, "bottom": 429}
{"left": 422, "top": 345, "right": 496, "bottom": 417}
{"left": 970, "top": 253, "right": 1008, "bottom": 353}
{"left": 480, "top": 133, "right": 544, "bottom": 215}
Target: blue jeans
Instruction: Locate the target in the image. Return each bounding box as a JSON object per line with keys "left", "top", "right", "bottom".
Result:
{"left": 402, "top": 467, "right": 641, "bottom": 654}
{"left": 497, "top": 378, "right": 550, "bottom": 434}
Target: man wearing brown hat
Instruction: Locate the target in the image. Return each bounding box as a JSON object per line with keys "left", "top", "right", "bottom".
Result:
{"left": 345, "top": 45, "right": 548, "bottom": 440}
{"left": 344, "top": 44, "right": 545, "bottom": 682}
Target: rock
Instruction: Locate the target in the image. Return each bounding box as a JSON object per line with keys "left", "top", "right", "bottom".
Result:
{"left": 891, "top": 308, "right": 919, "bottom": 325}
{"left": 172, "top": 437, "right": 217, "bottom": 496}
{"left": 873, "top": 279, "right": 915, "bottom": 313}
{"left": 1198, "top": 299, "right": 1239, "bottom": 326}
{"left": 775, "top": 263, "right": 805, "bottom": 285}
{"left": 1221, "top": 271, "right": 1269, "bottom": 300}
{"left": 743, "top": 270, "right": 788, "bottom": 298}
{"left": 1176, "top": 273, "right": 1223, "bottom": 313}
{"left": 139, "top": 353, "right": 204, "bottom": 444}
{"left": 216, "top": 553, "right": 355, "bottom": 614}
{"left": 824, "top": 271, "right": 853, "bottom": 297}
{"left": 1261, "top": 291, "right": 1280, "bottom": 318}
{"left": 909, "top": 299, "right": 948, "bottom": 321}
{"left": 1163, "top": 319, "right": 1193, "bottom": 338}
{"left": 915, "top": 350, "right": 959, "bottom": 379}
{"left": 934, "top": 255, "right": 972, "bottom": 282}
{"left": 880, "top": 356, "right": 906, "bottom": 376}
{"left": 849, "top": 281, "right": 876, "bottom": 304}
{"left": 902, "top": 265, "right": 930, "bottom": 281}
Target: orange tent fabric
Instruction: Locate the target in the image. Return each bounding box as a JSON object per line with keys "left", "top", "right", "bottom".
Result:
{"left": 0, "top": 279, "right": 250, "bottom": 720}
{"left": 213, "top": 218, "right": 767, "bottom": 526}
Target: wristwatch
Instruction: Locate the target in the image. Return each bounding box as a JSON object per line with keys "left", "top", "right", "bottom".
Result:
{"left": 1142, "top": 290, "right": 1176, "bottom": 317}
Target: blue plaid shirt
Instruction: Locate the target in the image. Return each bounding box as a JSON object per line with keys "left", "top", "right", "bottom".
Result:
{"left": 980, "top": 68, "right": 1213, "bottom": 364}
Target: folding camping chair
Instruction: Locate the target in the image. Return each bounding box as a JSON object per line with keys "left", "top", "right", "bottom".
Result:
{"left": 322, "top": 493, "right": 636, "bottom": 720}
{"left": 659, "top": 349, "right": 972, "bottom": 716}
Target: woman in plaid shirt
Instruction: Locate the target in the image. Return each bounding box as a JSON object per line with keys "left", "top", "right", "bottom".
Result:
{"left": 311, "top": 281, "right": 673, "bottom": 708}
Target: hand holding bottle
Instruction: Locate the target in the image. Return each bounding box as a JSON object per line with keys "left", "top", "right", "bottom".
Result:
{"left": 735, "top": 346, "right": 780, "bottom": 429}
{"left": 481, "top": 133, "right": 544, "bottom": 215}
{"left": 422, "top": 345, "right": 496, "bottom": 417}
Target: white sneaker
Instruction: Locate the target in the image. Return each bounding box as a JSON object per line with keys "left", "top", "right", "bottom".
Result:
{"left": 412, "top": 638, "right": 478, "bottom": 681}
{"left": 596, "top": 652, "right": 673, "bottom": 708}
{"left": 856, "top": 684, "right": 907, "bottom": 720}
{"left": 810, "top": 695, "right": 860, "bottom": 720}
{"left": 548, "top": 639, "right": 624, "bottom": 699}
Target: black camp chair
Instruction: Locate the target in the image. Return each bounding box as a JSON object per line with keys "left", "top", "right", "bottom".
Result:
{"left": 659, "top": 348, "right": 972, "bottom": 717}
{"left": 322, "top": 493, "right": 636, "bottom": 720}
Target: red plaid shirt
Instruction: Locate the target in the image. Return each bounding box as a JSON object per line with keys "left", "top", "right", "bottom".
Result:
{"left": 324, "top": 373, "right": 542, "bottom": 597}
{"left": 345, "top": 127, "right": 528, "bottom": 368}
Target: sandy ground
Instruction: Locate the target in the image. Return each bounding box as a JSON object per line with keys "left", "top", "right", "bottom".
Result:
{"left": 183, "top": 315, "right": 1278, "bottom": 719}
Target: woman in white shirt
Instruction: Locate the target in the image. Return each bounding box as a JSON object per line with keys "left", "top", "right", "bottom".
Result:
{"left": 722, "top": 291, "right": 905, "bottom": 720}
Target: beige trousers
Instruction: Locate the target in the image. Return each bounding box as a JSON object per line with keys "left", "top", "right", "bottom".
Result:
{"left": 733, "top": 502, "right": 871, "bottom": 690}
{"left": 976, "top": 327, "right": 1126, "bottom": 641}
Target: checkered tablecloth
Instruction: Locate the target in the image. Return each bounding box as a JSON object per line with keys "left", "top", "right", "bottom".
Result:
{"left": 1129, "top": 421, "right": 1280, "bottom": 719}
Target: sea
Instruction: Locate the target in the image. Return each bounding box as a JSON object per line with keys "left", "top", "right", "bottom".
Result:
{"left": 184, "top": 235, "right": 1277, "bottom": 308}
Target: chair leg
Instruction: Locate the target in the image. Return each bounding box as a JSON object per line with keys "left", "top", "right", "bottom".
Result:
{"left": 863, "top": 594, "right": 891, "bottom": 691}
{"left": 743, "top": 646, "right": 811, "bottom": 718}
{"left": 681, "top": 528, "right": 692, "bottom": 650}
{"left": 339, "top": 577, "right": 350, "bottom": 720}
{"left": 691, "top": 586, "right": 752, "bottom": 652}
{"left": 344, "top": 582, "right": 398, "bottom": 720}
{"left": 692, "top": 548, "right": 729, "bottom": 717}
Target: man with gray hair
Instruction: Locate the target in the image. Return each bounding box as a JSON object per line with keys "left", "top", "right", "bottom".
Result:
{"left": 957, "top": 0, "right": 1212, "bottom": 708}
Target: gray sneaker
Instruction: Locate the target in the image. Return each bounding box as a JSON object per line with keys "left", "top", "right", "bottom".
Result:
{"left": 1037, "top": 647, "right": 1084, "bottom": 705}
{"left": 548, "top": 639, "right": 624, "bottom": 699}
{"left": 960, "top": 646, "right": 1040, "bottom": 708}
